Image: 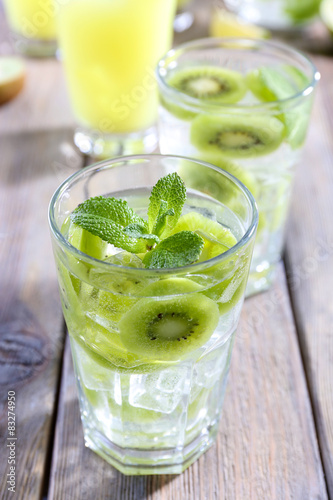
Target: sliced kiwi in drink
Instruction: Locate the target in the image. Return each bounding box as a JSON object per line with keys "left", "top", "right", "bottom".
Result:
{"left": 119, "top": 278, "right": 219, "bottom": 361}
{"left": 190, "top": 114, "right": 285, "bottom": 158}
{"left": 169, "top": 211, "right": 236, "bottom": 253}
{"left": 168, "top": 66, "right": 247, "bottom": 103}
{"left": 168, "top": 211, "right": 249, "bottom": 312}
{"left": 89, "top": 252, "right": 154, "bottom": 325}
{"left": 161, "top": 66, "right": 247, "bottom": 120}
{"left": 139, "top": 277, "right": 203, "bottom": 297}
{"left": 247, "top": 66, "right": 311, "bottom": 149}
{"left": 68, "top": 221, "right": 108, "bottom": 260}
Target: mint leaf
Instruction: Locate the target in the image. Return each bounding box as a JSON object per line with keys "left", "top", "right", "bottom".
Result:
{"left": 74, "top": 196, "right": 147, "bottom": 230}
{"left": 153, "top": 208, "right": 175, "bottom": 237}
{"left": 142, "top": 231, "right": 204, "bottom": 269}
{"left": 148, "top": 173, "right": 186, "bottom": 235}
{"left": 71, "top": 213, "right": 148, "bottom": 253}
{"left": 123, "top": 223, "right": 160, "bottom": 245}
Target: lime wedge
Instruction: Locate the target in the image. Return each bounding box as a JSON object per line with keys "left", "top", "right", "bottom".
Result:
{"left": 210, "top": 8, "right": 270, "bottom": 39}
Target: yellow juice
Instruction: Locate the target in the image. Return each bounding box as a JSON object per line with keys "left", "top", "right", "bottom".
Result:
{"left": 58, "top": 0, "right": 176, "bottom": 134}
{"left": 3, "top": 0, "right": 57, "bottom": 40}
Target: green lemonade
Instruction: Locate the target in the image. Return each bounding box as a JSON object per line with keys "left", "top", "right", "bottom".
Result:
{"left": 157, "top": 40, "right": 317, "bottom": 295}
{"left": 53, "top": 171, "right": 255, "bottom": 474}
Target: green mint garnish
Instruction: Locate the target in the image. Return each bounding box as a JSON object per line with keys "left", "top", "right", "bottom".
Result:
{"left": 70, "top": 173, "right": 205, "bottom": 269}
{"left": 74, "top": 196, "right": 147, "bottom": 228}
{"left": 142, "top": 232, "right": 204, "bottom": 269}
{"left": 70, "top": 213, "right": 149, "bottom": 253}
{"left": 148, "top": 172, "right": 186, "bottom": 236}
{"left": 123, "top": 223, "right": 160, "bottom": 246}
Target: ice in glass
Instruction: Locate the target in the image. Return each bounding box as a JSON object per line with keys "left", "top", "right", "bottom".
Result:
{"left": 157, "top": 39, "right": 319, "bottom": 295}
{"left": 49, "top": 155, "right": 257, "bottom": 474}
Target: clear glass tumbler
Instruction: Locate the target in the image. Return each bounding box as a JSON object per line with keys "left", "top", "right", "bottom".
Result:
{"left": 224, "top": 0, "right": 321, "bottom": 31}
{"left": 157, "top": 38, "right": 319, "bottom": 296}
{"left": 56, "top": 0, "right": 177, "bottom": 158}
{"left": 3, "top": 0, "right": 57, "bottom": 57}
{"left": 49, "top": 154, "right": 257, "bottom": 474}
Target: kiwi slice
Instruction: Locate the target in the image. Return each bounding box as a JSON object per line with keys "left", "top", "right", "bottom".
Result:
{"left": 168, "top": 67, "right": 247, "bottom": 103}
{"left": 169, "top": 212, "right": 236, "bottom": 254}
{"left": 119, "top": 278, "right": 219, "bottom": 361}
{"left": 191, "top": 114, "right": 285, "bottom": 158}
{"left": 168, "top": 212, "right": 249, "bottom": 312}
{"left": 247, "top": 66, "right": 310, "bottom": 149}
{"left": 161, "top": 66, "right": 247, "bottom": 120}
{"left": 68, "top": 220, "right": 108, "bottom": 260}
{"left": 89, "top": 251, "right": 154, "bottom": 325}
{"left": 139, "top": 277, "right": 203, "bottom": 296}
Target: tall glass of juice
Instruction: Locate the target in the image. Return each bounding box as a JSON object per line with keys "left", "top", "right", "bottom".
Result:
{"left": 57, "top": 0, "right": 177, "bottom": 158}
{"left": 3, "top": 0, "right": 57, "bottom": 57}
{"left": 49, "top": 154, "right": 258, "bottom": 474}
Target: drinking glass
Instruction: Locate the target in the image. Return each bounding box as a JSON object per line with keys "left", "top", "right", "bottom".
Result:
{"left": 56, "top": 0, "right": 177, "bottom": 158}
{"left": 157, "top": 38, "right": 319, "bottom": 296}
{"left": 49, "top": 154, "right": 258, "bottom": 474}
{"left": 224, "top": 0, "right": 321, "bottom": 31}
{"left": 3, "top": 0, "right": 57, "bottom": 57}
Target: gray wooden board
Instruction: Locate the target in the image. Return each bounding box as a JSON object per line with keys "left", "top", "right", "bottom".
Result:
{"left": 48, "top": 266, "right": 327, "bottom": 500}
{"left": 285, "top": 55, "right": 333, "bottom": 498}
{"left": 0, "top": 130, "right": 81, "bottom": 499}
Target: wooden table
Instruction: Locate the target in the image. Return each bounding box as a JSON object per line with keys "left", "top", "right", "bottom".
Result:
{"left": 1, "top": 1, "right": 332, "bottom": 498}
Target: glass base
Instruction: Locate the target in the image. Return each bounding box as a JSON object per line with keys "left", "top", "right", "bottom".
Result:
{"left": 83, "top": 422, "right": 218, "bottom": 475}
{"left": 246, "top": 261, "right": 277, "bottom": 297}
{"left": 74, "top": 126, "right": 158, "bottom": 159}
{"left": 11, "top": 32, "right": 57, "bottom": 57}
{"left": 174, "top": 11, "right": 194, "bottom": 32}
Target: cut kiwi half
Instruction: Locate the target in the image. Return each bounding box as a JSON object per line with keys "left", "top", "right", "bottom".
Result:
{"left": 161, "top": 66, "right": 247, "bottom": 120}
{"left": 191, "top": 114, "right": 285, "bottom": 158}
{"left": 0, "top": 57, "right": 25, "bottom": 105}
{"left": 247, "top": 66, "right": 311, "bottom": 149}
{"left": 119, "top": 278, "right": 219, "bottom": 361}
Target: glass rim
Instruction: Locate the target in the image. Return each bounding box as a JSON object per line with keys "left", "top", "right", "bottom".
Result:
{"left": 156, "top": 37, "right": 320, "bottom": 113}
{"left": 48, "top": 154, "right": 258, "bottom": 276}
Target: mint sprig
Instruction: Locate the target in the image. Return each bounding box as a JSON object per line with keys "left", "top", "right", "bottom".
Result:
{"left": 142, "top": 231, "right": 204, "bottom": 269}
{"left": 70, "top": 173, "right": 205, "bottom": 269}
{"left": 70, "top": 213, "right": 149, "bottom": 253}
{"left": 148, "top": 172, "right": 186, "bottom": 236}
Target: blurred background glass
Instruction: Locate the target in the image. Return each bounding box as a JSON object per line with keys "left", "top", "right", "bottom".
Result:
{"left": 56, "top": 0, "right": 177, "bottom": 158}
{"left": 2, "top": 0, "right": 57, "bottom": 56}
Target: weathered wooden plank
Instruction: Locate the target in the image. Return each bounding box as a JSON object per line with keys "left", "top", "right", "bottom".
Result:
{"left": 48, "top": 266, "right": 327, "bottom": 500}
{"left": 0, "top": 130, "right": 82, "bottom": 500}
{"left": 285, "top": 54, "right": 333, "bottom": 497}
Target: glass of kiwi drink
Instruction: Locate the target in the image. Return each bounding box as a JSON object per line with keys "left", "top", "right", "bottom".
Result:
{"left": 224, "top": 0, "right": 321, "bottom": 32}
{"left": 49, "top": 154, "right": 258, "bottom": 475}
{"left": 157, "top": 38, "right": 319, "bottom": 296}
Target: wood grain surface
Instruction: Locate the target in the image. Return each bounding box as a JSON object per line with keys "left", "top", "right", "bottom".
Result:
{"left": 0, "top": 131, "right": 82, "bottom": 500}
{"left": 48, "top": 267, "right": 327, "bottom": 500}
{"left": 285, "top": 55, "right": 333, "bottom": 498}
{"left": 0, "top": 0, "right": 332, "bottom": 498}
